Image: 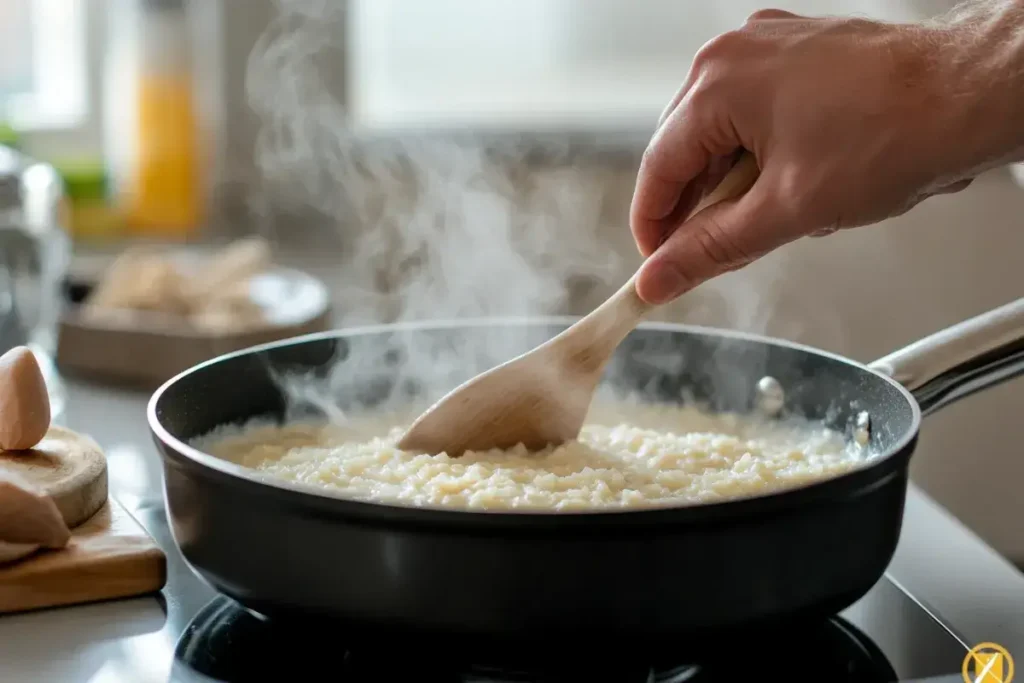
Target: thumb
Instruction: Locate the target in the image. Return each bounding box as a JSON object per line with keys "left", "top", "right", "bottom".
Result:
{"left": 634, "top": 181, "right": 788, "bottom": 305}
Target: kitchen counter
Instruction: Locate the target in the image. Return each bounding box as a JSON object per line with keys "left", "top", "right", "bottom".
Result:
{"left": 0, "top": 376, "right": 1023, "bottom": 681}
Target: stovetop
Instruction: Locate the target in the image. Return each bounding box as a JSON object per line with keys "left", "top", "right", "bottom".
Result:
{"left": 128, "top": 503, "right": 970, "bottom": 683}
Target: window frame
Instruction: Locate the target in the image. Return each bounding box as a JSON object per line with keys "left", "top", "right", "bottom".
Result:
{"left": 7, "top": 0, "right": 104, "bottom": 160}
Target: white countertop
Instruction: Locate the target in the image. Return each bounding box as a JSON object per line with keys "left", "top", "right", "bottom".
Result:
{"left": 1, "top": 376, "right": 1024, "bottom": 681}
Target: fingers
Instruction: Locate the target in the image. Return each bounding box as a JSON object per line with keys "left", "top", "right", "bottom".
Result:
{"left": 634, "top": 165, "right": 973, "bottom": 305}
{"left": 632, "top": 10, "right": 804, "bottom": 266}
{"left": 809, "top": 225, "right": 839, "bottom": 238}
{"left": 934, "top": 178, "right": 974, "bottom": 194}
{"left": 646, "top": 152, "right": 742, "bottom": 249}
{"left": 634, "top": 180, "right": 790, "bottom": 304}
{"left": 631, "top": 112, "right": 716, "bottom": 258}
{"left": 656, "top": 10, "right": 796, "bottom": 138}
{"left": 746, "top": 8, "right": 800, "bottom": 22}
{"left": 657, "top": 81, "right": 692, "bottom": 129}
{"left": 632, "top": 92, "right": 746, "bottom": 259}
{"left": 656, "top": 49, "right": 711, "bottom": 128}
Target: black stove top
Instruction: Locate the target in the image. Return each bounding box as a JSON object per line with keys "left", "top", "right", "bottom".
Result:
{"left": 173, "top": 599, "right": 899, "bottom": 682}
{"left": 128, "top": 504, "right": 969, "bottom": 683}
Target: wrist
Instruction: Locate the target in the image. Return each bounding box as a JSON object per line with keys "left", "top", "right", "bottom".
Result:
{"left": 920, "top": 7, "right": 1024, "bottom": 178}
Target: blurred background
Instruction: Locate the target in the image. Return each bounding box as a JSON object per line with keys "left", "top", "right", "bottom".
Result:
{"left": 2, "top": 0, "right": 1024, "bottom": 565}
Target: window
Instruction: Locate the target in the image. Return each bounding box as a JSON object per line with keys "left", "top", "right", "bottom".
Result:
{"left": 0, "top": 0, "right": 34, "bottom": 101}
{"left": 1, "top": 0, "right": 87, "bottom": 130}
{"left": 346, "top": 0, "right": 692, "bottom": 133}
{"left": 345, "top": 0, "right": 947, "bottom": 134}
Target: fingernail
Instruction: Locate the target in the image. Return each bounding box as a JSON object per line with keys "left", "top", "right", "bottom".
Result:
{"left": 639, "top": 260, "right": 688, "bottom": 305}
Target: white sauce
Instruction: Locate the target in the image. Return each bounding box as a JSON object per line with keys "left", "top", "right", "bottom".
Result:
{"left": 194, "top": 401, "right": 872, "bottom": 511}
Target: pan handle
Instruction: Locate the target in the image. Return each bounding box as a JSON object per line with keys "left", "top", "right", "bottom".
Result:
{"left": 868, "top": 297, "right": 1024, "bottom": 416}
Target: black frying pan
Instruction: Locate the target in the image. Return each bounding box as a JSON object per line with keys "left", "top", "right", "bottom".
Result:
{"left": 148, "top": 297, "right": 1024, "bottom": 649}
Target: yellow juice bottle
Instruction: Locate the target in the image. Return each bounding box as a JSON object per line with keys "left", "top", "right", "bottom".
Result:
{"left": 120, "top": 0, "right": 205, "bottom": 239}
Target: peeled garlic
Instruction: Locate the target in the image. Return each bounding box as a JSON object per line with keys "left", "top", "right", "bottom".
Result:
{"left": 0, "top": 540, "right": 40, "bottom": 565}
{"left": 0, "top": 470, "right": 70, "bottom": 549}
{"left": 0, "top": 346, "right": 51, "bottom": 451}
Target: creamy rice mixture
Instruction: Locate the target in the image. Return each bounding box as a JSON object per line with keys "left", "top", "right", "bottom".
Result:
{"left": 194, "top": 401, "right": 872, "bottom": 511}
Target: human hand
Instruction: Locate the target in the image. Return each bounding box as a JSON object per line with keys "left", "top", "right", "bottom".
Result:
{"left": 630, "top": 9, "right": 981, "bottom": 305}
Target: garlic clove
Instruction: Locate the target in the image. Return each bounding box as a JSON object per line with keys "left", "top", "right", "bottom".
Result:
{"left": 0, "top": 540, "right": 40, "bottom": 565}
{"left": 0, "top": 346, "right": 51, "bottom": 451}
{"left": 0, "top": 470, "right": 70, "bottom": 548}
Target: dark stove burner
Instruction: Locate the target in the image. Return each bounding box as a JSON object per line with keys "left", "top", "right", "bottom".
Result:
{"left": 173, "top": 597, "right": 898, "bottom": 682}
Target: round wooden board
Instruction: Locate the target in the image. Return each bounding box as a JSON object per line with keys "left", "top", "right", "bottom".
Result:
{"left": 0, "top": 426, "right": 108, "bottom": 529}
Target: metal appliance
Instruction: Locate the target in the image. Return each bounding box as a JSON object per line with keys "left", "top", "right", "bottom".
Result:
{"left": 0, "top": 144, "right": 69, "bottom": 415}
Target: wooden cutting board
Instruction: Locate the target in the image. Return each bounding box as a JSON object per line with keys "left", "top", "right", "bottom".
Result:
{"left": 0, "top": 498, "right": 167, "bottom": 614}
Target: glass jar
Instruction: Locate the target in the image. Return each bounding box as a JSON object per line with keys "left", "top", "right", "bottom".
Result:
{"left": 0, "top": 145, "right": 70, "bottom": 418}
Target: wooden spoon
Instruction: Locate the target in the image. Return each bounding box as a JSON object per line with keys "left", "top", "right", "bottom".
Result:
{"left": 397, "top": 152, "right": 761, "bottom": 456}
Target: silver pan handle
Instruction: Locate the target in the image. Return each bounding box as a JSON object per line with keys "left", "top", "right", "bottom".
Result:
{"left": 868, "top": 298, "right": 1024, "bottom": 416}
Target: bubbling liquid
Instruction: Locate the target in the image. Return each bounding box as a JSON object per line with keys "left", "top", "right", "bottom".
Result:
{"left": 194, "top": 400, "right": 871, "bottom": 511}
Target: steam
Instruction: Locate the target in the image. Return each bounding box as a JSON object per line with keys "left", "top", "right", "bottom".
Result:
{"left": 241, "top": 0, "right": 853, "bottom": 426}
{"left": 244, "top": 0, "right": 624, "bottom": 420}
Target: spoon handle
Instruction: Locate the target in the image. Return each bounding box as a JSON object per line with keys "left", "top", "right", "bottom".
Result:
{"left": 617, "top": 151, "right": 761, "bottom": 315}
{"left": 564, "top": 152, "right": 761, "bottom": 359}
{"left": 689, "top": 151, "right": 761, "bottom": 229}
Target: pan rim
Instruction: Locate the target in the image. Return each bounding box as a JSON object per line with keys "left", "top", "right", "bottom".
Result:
{"left": 147, "top": 316, "right": 922, "bottom": 520}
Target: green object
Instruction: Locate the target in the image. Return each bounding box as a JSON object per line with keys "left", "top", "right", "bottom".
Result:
{"left": 53, "top": 158, "right": 109, "bottom": 201}
{"left": 0, "top": 121, "right": 19, "bottom": 149}
{"left": 52, "top": 158, "right": 124, "bottom": 241}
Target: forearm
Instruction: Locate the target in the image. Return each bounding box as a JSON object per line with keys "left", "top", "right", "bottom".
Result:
{"left": 929, "top": 0, "right": 1024, "bottom": 175}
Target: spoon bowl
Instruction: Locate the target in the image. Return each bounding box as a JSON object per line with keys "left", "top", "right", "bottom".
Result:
{"left": 397, "top": 153, "right": 761, "bottom": 455}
